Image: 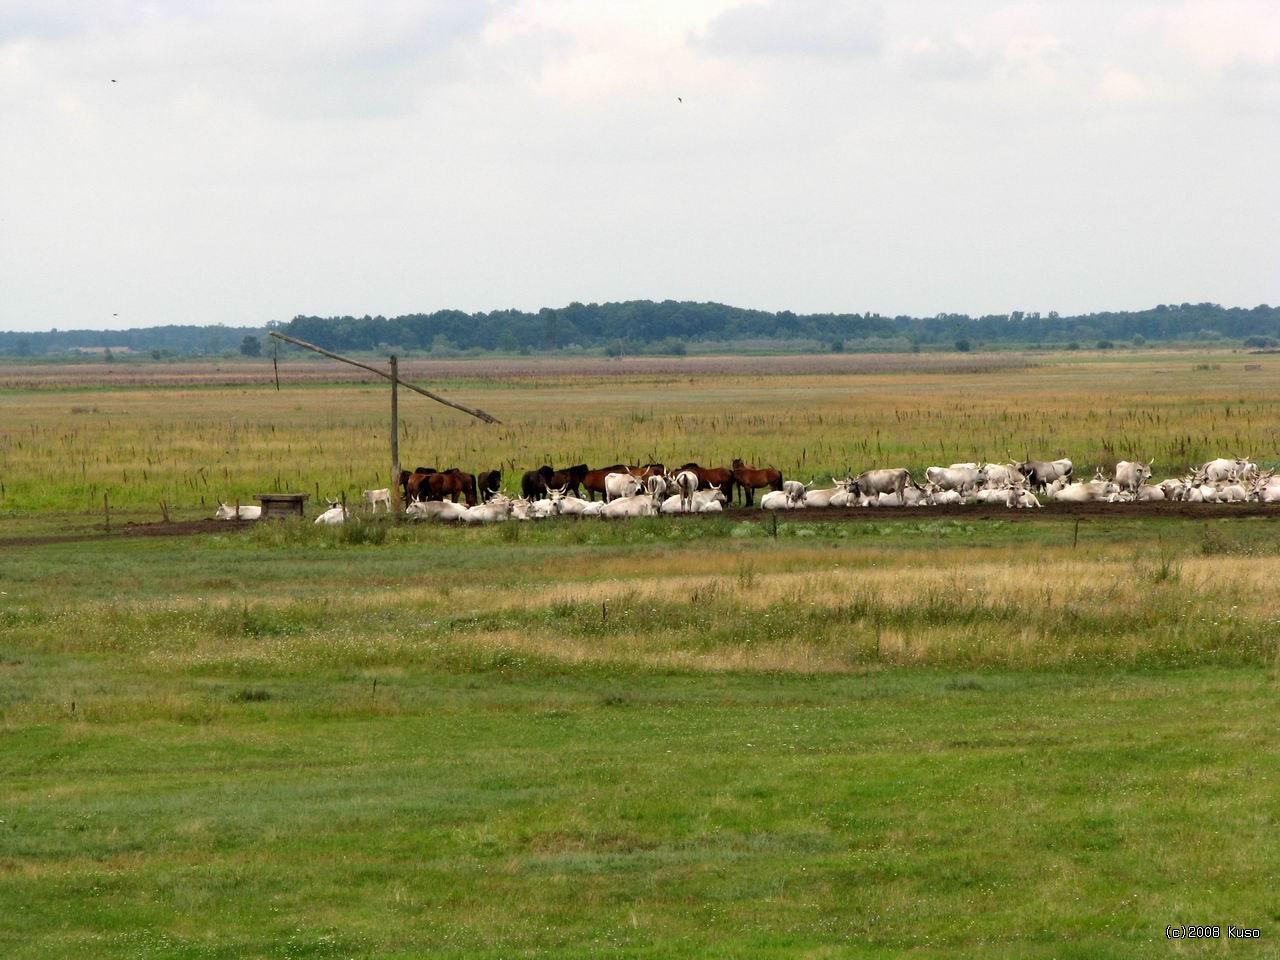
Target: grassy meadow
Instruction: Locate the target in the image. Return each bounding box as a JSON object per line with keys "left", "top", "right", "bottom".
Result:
{"left": 3, "top": 518, "right": 1280, "bottom": 957}
{"left": 1, "top": 348, "right": 1277, "bottom": 517}
{"left": 2, "top": 349, "right": 1280, "bottom": 956}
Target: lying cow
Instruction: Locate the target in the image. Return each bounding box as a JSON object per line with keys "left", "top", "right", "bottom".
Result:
{"left": 315, "top": 499, "right": 348, "bottom": 525}
{"left": 214, "top": 502, "right": 261, "bottom": 520}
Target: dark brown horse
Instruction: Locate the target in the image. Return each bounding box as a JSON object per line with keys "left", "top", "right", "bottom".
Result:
{"left": 478, "top": 469, "right": 502, "bottom": 502}
{"left": 731, "top": 458, "right": 783, "bottom": 507}
{"left": 522, "top": 466, "right": 555, "bottom": 500}
{"left": 679, "top": 462, "right": 736, "bottom": 504}
{"left": 582, "top": 464, "right": 628, "bottom": 501}
{"left": 545, "top": 464, "right": 589, "bottom": 497}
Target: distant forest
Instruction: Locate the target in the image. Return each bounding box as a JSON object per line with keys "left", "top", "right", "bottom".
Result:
{"left": 3, "top": 300, "right": 1279, "bottom": 358}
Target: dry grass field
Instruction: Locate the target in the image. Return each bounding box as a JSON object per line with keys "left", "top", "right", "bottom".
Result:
{"left": 1, "top": 348, "right": 1276, "bottom": 515}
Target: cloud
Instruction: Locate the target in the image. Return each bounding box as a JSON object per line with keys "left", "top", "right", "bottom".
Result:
{"left": 1098, "top": 67, "right": 1151, "bottom": 103}
{"left": 896, "top": 34, "right": 993, "bottom": 81}
{"left": 0, "top": 1, "right": 502, "bottom": 120}
{"left": 1164, "top": 0, "right": 1280, "bottom": 71}
{"left": 700, "top": 0, "right": 882, "bottom": 59}
{"left": 893, "top": 29, "right": 1063, "bottom": 87}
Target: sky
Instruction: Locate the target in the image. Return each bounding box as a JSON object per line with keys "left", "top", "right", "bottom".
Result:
{"left": 1, "top": 0, "right": 1278, "bottom": 332}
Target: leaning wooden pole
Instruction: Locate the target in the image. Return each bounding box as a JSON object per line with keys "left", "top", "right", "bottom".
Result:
{"left": 389, "top": 354, "right": 402, "bottom": 513}
{"left": 266, "top": 331, "right": 500, "bottom": 424}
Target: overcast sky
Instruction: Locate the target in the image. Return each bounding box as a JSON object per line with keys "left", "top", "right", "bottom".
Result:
{"left": 2, "top": 1, "right": 1278, "bottom": 331}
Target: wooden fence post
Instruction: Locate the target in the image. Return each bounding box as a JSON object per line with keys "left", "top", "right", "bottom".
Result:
{"left": 390, "top": 355, "right": 402, "bottom": 515}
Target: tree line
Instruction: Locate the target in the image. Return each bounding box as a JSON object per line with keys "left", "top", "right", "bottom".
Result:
{"left": 3, "top": 300, "right": 1279, "bottom": 357}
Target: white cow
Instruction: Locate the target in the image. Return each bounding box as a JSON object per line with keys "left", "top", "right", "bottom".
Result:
{"left": 1135, "top": 484, "right": 1165, "bottom": 501}
{"left": 974, "top": 486, "right": 1012, "bottom": 504}
{"left": 463, "top": 499, "right": 511, "bottom": 523}
{"left": 660, "top": 487, "right": 726, "bottom": 514}
{"left": 1012, "top": 488, "right": 1042, "bottom": 509}
{"left": 214, "top": 502, "right": 261, "bottom": 520}
{"left": 1254, "top": 477, "right": 1280, "bottom": 502}
{"left": 760, "top": 490, "right": 801, "bottom": 510}
{"left": 674, "top": 470, "right": 699, "bottom": 512}
{"left": 362, "top": 488, "right": 392, "bottom": 513}
{"left": 1200, "top": 457, "right": 1253, "bottom": 483}
{"left": 645, "top": 474, "right": 671, "bottom": 500}
{"left": 853, "top": 468, "right": 917, "bottom": 499}
{"left": 978, "top": 463, "right": 1021, "bottom": 487}
{"left": 555, "top": 495, "right": 595, "bottom": 516}
{"left": 530, "top": 497, "right": 561, "bottom": 519}
{"left": 1217, "top": 483, "right": 1250, "bottom": 503}
{"left": 1195, "top": 483, "right": 1221, "bottom": 503}
{"left": 782, "top": 479, "right": 808, "bottom": 505}
{"left": 314, "top": 499, "right": 348, "bottom": 524}
{"left": 604, "top": 472, "right": 642, "bottom": 502}
{"left": 602, "top": 493, "right": 658, "bottom": 518}
{"left": 803, "top": 479, "right": 854, "bottom": 508}
{"left": 407, "top": 499, "right": 468, "bottom": 521}
{"left": 925, "top": 465, "right": 979, "bottom": 493}
{"left": 1048, "top": 480, "right": 1118, "bottom": 503}
{"left": 1114, "top": 460, "right": 1153, "bottom": 493}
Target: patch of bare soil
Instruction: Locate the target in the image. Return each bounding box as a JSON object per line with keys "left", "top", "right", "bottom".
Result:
{"left": 0, "top": 518, "right": 255, "bottom": 548}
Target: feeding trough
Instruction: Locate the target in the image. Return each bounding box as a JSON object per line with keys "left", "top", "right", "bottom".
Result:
{"left": 254, "top": 493, "right": 309, "bottom": 519}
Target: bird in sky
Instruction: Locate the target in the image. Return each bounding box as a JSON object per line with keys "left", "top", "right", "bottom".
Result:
{"left": 677, "top": 96, "right": 683, "bottom": 103}
{"left": 111, "top": 79, "right": 117, "bottom": 83}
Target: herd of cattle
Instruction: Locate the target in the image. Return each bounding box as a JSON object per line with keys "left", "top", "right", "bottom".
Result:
{"left": 213, "top": 455, "right": 1278, "bottom": 524}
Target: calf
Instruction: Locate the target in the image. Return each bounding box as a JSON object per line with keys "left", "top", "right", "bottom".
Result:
{"left": 362, "top": 488, "right": 392, "bottom": 513}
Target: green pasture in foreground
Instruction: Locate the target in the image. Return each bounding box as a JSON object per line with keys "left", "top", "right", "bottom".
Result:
{"left": 3, "top": 518, "right": 1279, "bottom": 957}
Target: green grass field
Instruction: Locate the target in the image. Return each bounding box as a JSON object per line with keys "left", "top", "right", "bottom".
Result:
{"left": 3, "top": 353, "right": 1279, "bottom": 956}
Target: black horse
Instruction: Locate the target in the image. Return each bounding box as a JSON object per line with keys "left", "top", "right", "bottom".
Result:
{"left": 478, "top": 469, "right": 503, "bottom": 502}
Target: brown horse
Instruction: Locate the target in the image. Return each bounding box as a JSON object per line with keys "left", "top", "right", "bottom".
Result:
{"left": 627, "top": 463, "right": 666, "bottom": 479}
{"left": 400, "top": 467, "right": 437, "bottom": 503}
{"left": 731, "top": 458, "right": 783, "bottom": 507}
{"left": 426, "top": 468, "right": 478, "bottom": 506}
{"left": 679, "top": 462, "right": 736, "bottom": 504}
{"left": 582, "top": 464, "right": 628, "bottom": 501}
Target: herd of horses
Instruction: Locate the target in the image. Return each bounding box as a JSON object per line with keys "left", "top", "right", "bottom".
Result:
{"left": 398, "top": 460, "right": 783, "bottom": 508}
